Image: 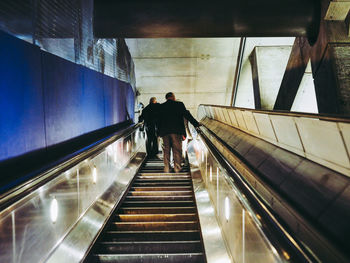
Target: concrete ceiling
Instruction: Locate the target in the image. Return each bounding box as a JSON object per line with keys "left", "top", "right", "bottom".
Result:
{"left": 125, "top": 38, "right": 240, "bottom": 117}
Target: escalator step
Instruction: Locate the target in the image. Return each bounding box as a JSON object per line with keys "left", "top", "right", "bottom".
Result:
{"left": 128, "top": 191, "right": 192, "bottom": 196}
{"left": 139, "top": 172, "right": 190, "bottom": 176}
{"left": 121, "top": 201, "right": 195, "bottom": 207}
{"left": 136, "top": 176, "right": 191, "bottom": 180}
{"left": 125, "top": 195, "right": 193, "bottom": 201}
{"left": 119, "top": 207, "right": 197, "bottom": 214}
{"left": 87, "top": 157, "right": 205, "bottom": 263}
{"left": 101, "top": 231, "right": 201, "bottom": 242}
{"left": 140, "top": 169, "right": 190, "bottom": 172}
{"left": 131, "top": 186, "right": 192, "bottom": 191}
{"left": 96, "top": 241, "right": 202, "bottom": 254}
{"left": 133, "top": 182, "right": 191, "bottom": 187}
{"left": 135, "top": 179, "right": 191, "bottom": 182}
{"left": 110, "top": 221, "right": 199, "bottom": 231}
{"left": 92, "top": 253, "right": 205, "bottom": 263}
{"left": 115, "top": 213, "right": 197, "bottom": 222}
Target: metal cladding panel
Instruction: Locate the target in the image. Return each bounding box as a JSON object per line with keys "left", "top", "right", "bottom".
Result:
{"left": 118, "top": 80, "right": 135, "bottom": 122}
{"left": 114, "top": 78, "right": 124, "bottom": 124}
{"left": 0, "top": 31, "right": 46, "bottom": 161}
{"left": 0, "top": 29, "right": 135, "bottom": 166}
{"left": 117, "top": 79, "right": 127, "bottom": 122}
{"left": 114, "top": 78, "right": 123, "bottom": 124}
{"left": 81, "top": 67, "right": 105, "bottom": 132}
{"left": 103, "top": 75, "right": 116, "bottom": 126}
{"left": 0, "top": 0, "right": 136, "bottom": 89}
{"left": 126, "top": 83, "right": 135, "bottom": 121}
{"left": 42, "top": 51, "right": 84, "bottom": 147}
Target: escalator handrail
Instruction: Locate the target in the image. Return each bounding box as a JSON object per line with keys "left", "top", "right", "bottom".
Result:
{"left": 0, "top": 123, "right": 142, "bottom": 211}
{"left": 196, "top": 126, "right": 317, "bottom": 262}
{"left": 198, "top": 104, "right": 350, "bottom": 123}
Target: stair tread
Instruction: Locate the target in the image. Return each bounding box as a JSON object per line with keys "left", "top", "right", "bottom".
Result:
{"left": 113, "top": 221, "right": 198, "bottom": 224}
{"left": 139, "top": 172, "right": 190, "bottom": 175}
{"left": 134, "top": 181, "right": 191, "bottom": 183}
{"left": 93, "top": 253, "right": 204, "bottom": 256}
{"left": 131, "top": 188, "right": 192, "bottom": 192}
{"left": 123, "top": 201, "right": 194, "bottom": 203}
{"left": 99, "top": 240, "right": 201, "bottom": 244}
{"left": 87, "top": 157, "right": 205, "bottom": 262}
{"left": 115, "top": 214, "right": 197, "bottom": 221}
{"left": 120, "top": 207, "right": 196, "bottom": 209}
{"left": 105, "top": 230, "right": 200, "bottom": 234}
{"left": 126, "top": 196, "right": 193, "bottom": 199}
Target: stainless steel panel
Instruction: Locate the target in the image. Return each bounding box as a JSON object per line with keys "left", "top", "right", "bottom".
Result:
{"left": 0, "top": 128, "right": 146, "bottom": 263}
{"left": 188, "top": 148, "right": 232, "bottom": 263}
{"left": 46, "top": 152, "right": 146, "bottom": 263}
{"left": 188, "top": 137, "right": 280, "bottom": 263}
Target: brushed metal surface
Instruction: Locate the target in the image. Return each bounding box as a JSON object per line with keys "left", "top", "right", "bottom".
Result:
{"left": 187, "top": 141, "right": 232, "bottom": 263}
{"left": 0, "top": 128, "right": 146, "bottom": 263}
{"left": 188, "top": 136, "right": 283, "bottom": 262}
{"left": 46, "top": 152, "right": 146, "bottom": 263}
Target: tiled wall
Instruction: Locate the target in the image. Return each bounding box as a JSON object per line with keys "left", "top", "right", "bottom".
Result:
{"left": 198, "top": 105, "right": 350, "bottom": 176}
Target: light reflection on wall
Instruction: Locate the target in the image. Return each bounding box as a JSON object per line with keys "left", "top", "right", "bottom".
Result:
{"left": 50, "top": 197, "right": 58, "bottom": 223}
{"left": 92, "top": 166, "right": 97, "bottom": 184}
{"left": 0, "top": 127, "right": 146, "bottom": 263}
{"left": 192, "top": 133, "right": 282, "bottom": 262}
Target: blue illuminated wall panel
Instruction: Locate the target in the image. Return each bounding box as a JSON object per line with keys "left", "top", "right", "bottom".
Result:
{"left": 115, "top": 79, "right": 124, "bottom": 123}
{"left": 81, "top": 68, "right": 105, "bottom": 132}
{"left": 103, "top": 75, "right": 116, "bottom": 126}
{"left": 42, "top": 52, "right": 85, "bottom": 146}
{"left": 0, "top": 31, "right": 46, "bottom": 160}
{"left": 0, "top": 30, "right": 135, "bottom": 165}
{"left": 126, "top": 83, "right": 135, "bottom": 121}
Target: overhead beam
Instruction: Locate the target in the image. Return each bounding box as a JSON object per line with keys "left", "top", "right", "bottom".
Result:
{"left": 231, "top": 37, "right": 246, "bottom": 106}
{"left": 274, "top": 37, "right": 311, "bottom": 111}
{"left": 94, "top": 0, "right": 320, "bottom": 43}
{"left": 249, "top": 48, "right": 261, "bottom": 110}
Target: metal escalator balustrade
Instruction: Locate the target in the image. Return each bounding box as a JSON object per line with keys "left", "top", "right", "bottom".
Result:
{"left": 197, "top": 104, "right": 350, "bottom": 262}
{"left": 0, "top": 124, "right": 146, "bottom": 263}
{"left": 188, "top": 127, "right": 317, "bottom": 263}
{"left": 88, "top": 157, "right": 206, "bottom": 263}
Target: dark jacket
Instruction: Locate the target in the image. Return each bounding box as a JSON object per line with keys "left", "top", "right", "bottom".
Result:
{"left": 139, "top": 103, "right": 160, "bottom": 129}
{"left": 158, "top": 99, "right": 199, "bottom": 137}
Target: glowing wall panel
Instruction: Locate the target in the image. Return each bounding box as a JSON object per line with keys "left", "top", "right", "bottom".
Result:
{"left": 81, "top": 68, "right": 106, "bottom": 132}
{"left": 0, "top": 31, "right": 46, "bottom": 160}
{"left": 0, "top": 31, "right": 134, "bottom": 163}
{"left": 42, "top": 52, "right": 85, "bottom": 146}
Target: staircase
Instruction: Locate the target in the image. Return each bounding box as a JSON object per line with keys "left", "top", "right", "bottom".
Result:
{"left": 88, "top": 157, "right": 206, "bottom": 263}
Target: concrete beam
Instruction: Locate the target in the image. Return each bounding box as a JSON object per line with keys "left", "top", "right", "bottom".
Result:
{"left": 249, "top": 48, "right": 261, "bottom": 109}
{"left": 274, "top": 37, "right": 311, "bottom": 111}
{"left": 250, "top": 46, "right": 291, "bottom": 110}
{"left": 324, "top": 0, "right": 350, "bottom": 39}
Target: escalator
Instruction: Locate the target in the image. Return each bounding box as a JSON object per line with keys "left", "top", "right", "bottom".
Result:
{"left": 1, "top": 120, "right": 341, "bottom": 263}
{"left": 87, "top": 157, "right": 206, "bottom": 263}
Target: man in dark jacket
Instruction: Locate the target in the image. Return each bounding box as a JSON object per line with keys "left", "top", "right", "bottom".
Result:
{"left": 139, "top": 97, "right": 160, "bottom": 157}
{"left": 158, "top": 92, "right": 199, "bottom": 172}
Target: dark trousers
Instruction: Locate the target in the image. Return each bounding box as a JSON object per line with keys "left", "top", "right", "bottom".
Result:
{"left": 146, "top": 127, "right": 158, "bottom": 157}
{"left": 162, "top": 134, "right": 182, "bottom": 173}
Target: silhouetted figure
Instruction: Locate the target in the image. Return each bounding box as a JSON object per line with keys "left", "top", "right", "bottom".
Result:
{"left": 158, "top": 92, "right": 199, "bottom": 173}
{"left": 139, "top": 97, "right": 160, "bottom": 157}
